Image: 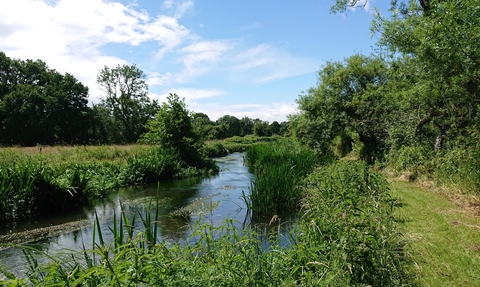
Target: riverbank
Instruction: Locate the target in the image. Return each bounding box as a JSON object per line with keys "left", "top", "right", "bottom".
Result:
{"left": 0, "top": 145, "right": 218, "bottom": 224}
{"left": 390, "top": 179, "right": 480, "bottom": 286}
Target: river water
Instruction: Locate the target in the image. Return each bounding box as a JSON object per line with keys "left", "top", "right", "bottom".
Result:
{"left": 0, "top": 152, "right": 259, "bottom": 276}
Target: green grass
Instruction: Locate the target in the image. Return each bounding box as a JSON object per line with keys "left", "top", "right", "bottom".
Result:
{"left": 0, "top": 145, "right": 218, "bottom": 222}
{"left": 244, "top": 141, "right": 324, "bottom": 217}
{"left": 1, "top": 159, "right": 407, "bottom": 286}
{"left": 390, "top": 180, "right": 480, "bottom": 286}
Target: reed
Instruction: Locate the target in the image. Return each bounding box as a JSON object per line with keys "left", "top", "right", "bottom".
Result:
{"left": 0, "top": 145, "right": 218, "bottom": 222}
{"left": 244, "top": 141, "right": 326, "bottom": 217}
{"left": 1, "top": 160, "right": 409, "bottom": 286}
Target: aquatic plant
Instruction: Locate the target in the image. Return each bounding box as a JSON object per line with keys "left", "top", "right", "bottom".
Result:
{"left": 244, "top": 141, "right": 326, "bottom": 217}
{"left": 0, "top": 159, "right": 409, "bottom": 286}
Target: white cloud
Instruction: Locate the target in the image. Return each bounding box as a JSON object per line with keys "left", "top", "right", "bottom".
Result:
{"left": 232, "top": 44, "right": 319, "bottom": 84}
{"left": 0, "top": 0, "right": 189, "bottom": 101}
{"left": 162, "top": 0, "right": 193, "bottom": 19}
{"left": 147, "top": 72, "right": 172, "bottom": 87}
{"left": 156, "top": 88, "right": 225, "bottom": 103}
{"left": 346, "top": 0, "right": 372, "bottom": 12}
{"left": 188, "top": 101, "right": 298, "bottom": 122}
{"left": 174, "top": 40, "right": 233, "bottom": 82}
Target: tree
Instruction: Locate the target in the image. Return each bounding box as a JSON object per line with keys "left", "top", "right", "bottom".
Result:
{"left": 239, "top": 117, "right": 254, "bottom": 136}
{"left": 141, "top": 93, "right": 203, "bottom": 166}
{"left": 373, "top": 0, "right": 480, "bottom": 151}
{"left": 269, "top": 121, "right": 281, "bottom": 135}
{"left": 253, "top": 119, "right": 271, "bottom": 137}
{"left": 0, "top": 52, "right": 90, "bottom": 145}
{"left": 96, "top": 64, "right": 159, "bottom": 143}
{"left": 216, "top": 115, "right": 242, "bottom": 138}
{"left": 291, "top": 54, "right": 390, "bottom": 161}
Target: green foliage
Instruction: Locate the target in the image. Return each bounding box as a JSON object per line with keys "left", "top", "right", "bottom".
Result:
{"left": 141, "top": 93, "right": 206, "bottom": 167}
{"left": 245, "top": 141, "right": 326, "bottom": 217}
{"left": 0, "top": 52, "right": 90, "bottom": 145}
{"left": 299, "top": 160, "right": 409, "bottom": 286}
{"left": 0, "top": 145, "right": 217, "bottom": 222}
{"left": 291, "top": 54, "right": 390, "bottom": 162}
{"left": 203, "top": 135, "right": 285, "bottom": 157}
{"left": 1, "top": 159, "right": 408, "bottom": 286}
{"left": 96, "top": 64, "right": 160, "bottom": 143}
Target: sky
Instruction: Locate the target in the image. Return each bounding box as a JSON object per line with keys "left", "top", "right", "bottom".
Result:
{"left": 0, "top": 0, "right": 390, "bottom": 123}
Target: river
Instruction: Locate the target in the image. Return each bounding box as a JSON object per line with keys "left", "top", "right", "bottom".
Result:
{"left": 0, "top": 152, "right": 259, "bottom": 276}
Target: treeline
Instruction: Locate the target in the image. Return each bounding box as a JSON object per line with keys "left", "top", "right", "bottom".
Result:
{"left": 0, "top": 52, "right": 288, "bottom": 146}
{"left": 291, "top": 0, "right": 480, "bottom": 193}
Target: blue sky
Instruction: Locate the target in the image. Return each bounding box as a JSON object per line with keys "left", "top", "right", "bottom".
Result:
{"left": 0, "top": 0, "right": 390, "bottom": 122}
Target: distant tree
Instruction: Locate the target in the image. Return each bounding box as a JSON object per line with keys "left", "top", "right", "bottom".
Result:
{"left": 141, "top": 93, "right": 203, "bottom": 166}
{"left": 239, "top": 117, "right": 254, "bottom": 136}
{"left": 279, "top": 121, "right": 290, "bottom": 136}
{"left": 192, "top": 112, "right": 216, "bottom": 140}
{"left": 269, "top": 121, "right": 281, "bottom": 135}
{"left": 0, "top": 52, "right": 90, "bottom": 145}
{"left": 96, "top": 64, "right": 159, "bottom": 143}
{"left": 253, "top": 119, "right": 271, "bottom": 137}
{"left": 215, "top": 115, "right": 242, "bottom": 138}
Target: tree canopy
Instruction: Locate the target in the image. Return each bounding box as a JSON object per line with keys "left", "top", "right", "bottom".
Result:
{"left": 96, "top": 64, "right": 159, "bottom": 143}
{"left": 0, "top": 52, "right": 90, "bottom": 145}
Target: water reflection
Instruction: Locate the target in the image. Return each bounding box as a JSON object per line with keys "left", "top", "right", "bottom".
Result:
{"left": 0, "top": 152, "right": 256, "bottom": 274}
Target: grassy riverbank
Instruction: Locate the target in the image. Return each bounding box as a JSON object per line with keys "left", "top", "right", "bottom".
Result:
{"left": 0, "top": 145, "right": 218, "bottom": 223}
{"left": 390, "top": 180, "right": 480, "bottom": 286}
{"left": 0, "top": 144, "right": 408, "bottom": 286}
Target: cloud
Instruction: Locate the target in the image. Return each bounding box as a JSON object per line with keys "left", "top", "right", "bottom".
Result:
{"left": 231, "top": 44, "right": 319, "bottom": 84}
{"left": 188, "top": 101, "right": 298, "bottom": 122}
{"left": 346, "top": 0, "right": 372, "bottom": 12}
{"left": 147, "top": 72, "right": 172, "bottom": 87}
{"left": 0, "top": 0, "right": 189, "bottom": 101}
{"left": 158, "top": 88, "right": 225, "bottom": 102}
{"left": 162, "top": 0, "right": 194, "bottom": 19}
{"left": 174, "top": 40, "right": 233, "bottom": 82}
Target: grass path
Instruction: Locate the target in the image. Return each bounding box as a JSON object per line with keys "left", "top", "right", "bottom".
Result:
{"left": 390, "top": 180, "right": 480, "bottom": 286}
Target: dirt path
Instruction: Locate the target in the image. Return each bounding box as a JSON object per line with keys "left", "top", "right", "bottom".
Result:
{"left": 390, "top": 179, "right": 480, "bottom": 286}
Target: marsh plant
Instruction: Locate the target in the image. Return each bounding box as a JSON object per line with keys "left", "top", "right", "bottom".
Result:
{"left": 0, "top": 145, "right": 217, "bottom": 223}
{"left": 0, "top": 159, "right": 409, "bottom": 286}
{"left": 244, "top": 141, "right": 326, "bottom": 217}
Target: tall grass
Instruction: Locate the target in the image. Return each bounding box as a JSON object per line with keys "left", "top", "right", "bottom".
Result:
{"left": 0, "top": 160, "right": 409, "bottom": 286}
{"left": 0, "top": 145, "right": 218, "bottom": 222}
{"left": 244, "top": 141, "right": 327, "bottom": 217}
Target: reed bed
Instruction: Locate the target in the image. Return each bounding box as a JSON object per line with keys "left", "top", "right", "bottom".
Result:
{"left": 0, "top": 159, "right": 409, "bottom": 286}
{"left": 0, "top": 146, "right": 218, "bottom": 223}
{"left": 244, "top": 141, "right": 327, "bottom": 217}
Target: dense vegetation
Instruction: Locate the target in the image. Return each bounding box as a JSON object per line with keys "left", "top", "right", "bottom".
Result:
{"left": 0, "top": 51, "right": 287, "bottom": 146}
{"left": 291, "top": 0, "right": 480, "bottom": 194}
{"left": 0, "top": 145, "right": 218, "bottom": 224}
{"left": 1, "top": 155, "right": 407, "bottom": 286}
{"left": 1, "top": 0, "right": 479, "bottom": 285}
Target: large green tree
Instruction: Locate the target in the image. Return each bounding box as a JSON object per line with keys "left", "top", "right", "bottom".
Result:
{"left": 331, "top": 0, "right": 480, "bottom": 151}
{"left": 291, "top": 54, "right": 390, "bottom": 161}
{"left": 0, "top": 52, "right": 90, "bottom": 145}
{"left": 96, "top": 64, "right": 159, "bottom": 143}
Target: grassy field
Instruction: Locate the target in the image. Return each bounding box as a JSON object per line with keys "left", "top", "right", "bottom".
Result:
{"left": 390, "top": 180, "right": 480, "bottom": 286}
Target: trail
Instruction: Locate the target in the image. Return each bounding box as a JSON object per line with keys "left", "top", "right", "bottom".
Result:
{"left": 390, "top": 179, "right": 480, "bottom": 286}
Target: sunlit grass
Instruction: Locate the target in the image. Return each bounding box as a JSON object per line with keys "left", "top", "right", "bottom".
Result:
{"left": 391, "top": 180, "right": 480, "bottom": 286}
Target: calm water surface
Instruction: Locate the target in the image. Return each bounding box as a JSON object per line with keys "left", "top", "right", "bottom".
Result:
{"left": 0, "top": 152, "right": 258, "bottom": 275}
